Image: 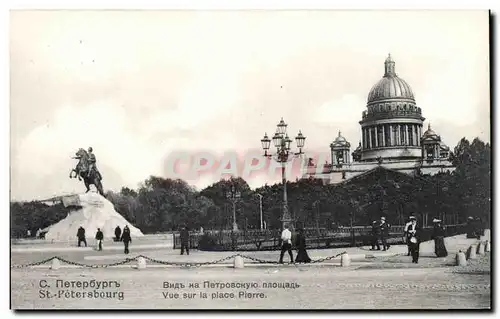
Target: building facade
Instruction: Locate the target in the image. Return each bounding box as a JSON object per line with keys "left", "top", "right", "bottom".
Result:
{"left": 306, "top": 54, "right": 455, "bottom": 183}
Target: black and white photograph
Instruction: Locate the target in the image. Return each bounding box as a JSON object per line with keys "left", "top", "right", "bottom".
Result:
{"left": 8, "top": 8, "right": 491, "bottom": 310}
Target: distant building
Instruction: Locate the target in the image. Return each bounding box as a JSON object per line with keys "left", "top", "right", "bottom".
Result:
{"left": 306, "top": 54, "right": 455, "bottom": 183}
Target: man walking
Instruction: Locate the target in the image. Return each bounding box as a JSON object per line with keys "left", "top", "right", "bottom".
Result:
{"left": 379, "top": 217, "right": 390, "bottom": 251}
{"left": 180, "top": 225, "right": 190, "bottom": 255}
{"left": 77, "top": 226, "right": 87, "bottom": 247}
{"left": 370, "top": 220, "right": 381, "bottom": 250}
{"left": 404, "top": 216, "right": 416, "bottom": 256}
{"left": 279, "top": 224, "right": 294, "bottom": 264}
{"left": 114, "top": 226, "right": 122, "bottom": 242}
{"left": 121, "top": 225, "right": 132, "bottom": 254}
{"left": 406, "top": 217, "right": 421, "bottom": 263}
{"left": 95, "top": 228, "right": 104, "bottom": 251}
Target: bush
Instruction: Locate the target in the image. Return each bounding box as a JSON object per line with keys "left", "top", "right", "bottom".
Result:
{"left": 198, "top": 233, "right": 222, "bottom": 251}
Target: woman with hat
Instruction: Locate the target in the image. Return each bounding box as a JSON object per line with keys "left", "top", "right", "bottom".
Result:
{"left": 294, "top": 228, "right": 311, "bottom": 263}
{"left": 432, "top": 218, "right": 448, "bottom": 257}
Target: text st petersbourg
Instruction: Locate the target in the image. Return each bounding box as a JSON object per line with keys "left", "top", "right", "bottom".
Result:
{"left": 163, "top": 150, "right": 332, "bottom": 182}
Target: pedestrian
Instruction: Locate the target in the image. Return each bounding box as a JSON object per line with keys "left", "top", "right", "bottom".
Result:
{"left": 474, "top": 217, "right": 483, "bottom": 239}
{"left": 294, "top": 228, "right": 311, "bottom": 263}
{"left": 180, "top": 225, "right": 190, "bottom": 255}
{"left": 406, "top": 217, "right": 421, "bottom": 263}
{"left": 121, "top": 225, "right": 132, "bottom": 254}
{"left": 279, "top": 224, "right": 294, "bottom": 264}
{"left": 36, "top": 228, "right": 41, "bottom": 239}
{"left": 404, "top": 216, "right": 416, "bottom": 256}
{"left": 370, "top": 220, "right": 381, "bottom": 250}
{"left": 432, "top": 219, "right": 448, "bottom": 257}
{"left": 379, "top": 217, "right": 390, "bottom": 251}
{"left": 27, "top": 229, "right": 31, "bottom": 238}
{"left": 466, "top": 216, "right": 476, "bottom": 238}
{"left": 114, "top": 225, "right": 122, "bottom": 242}
{"left": 95, "top": 228, "right": 104, "bottom": 251}
{"left": 77, "top": 226, "right": 87, "bottom": 247}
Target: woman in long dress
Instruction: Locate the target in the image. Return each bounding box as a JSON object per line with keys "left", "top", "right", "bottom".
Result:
{"left": 432, "top": 219, "right": 448, "bottom": 257}
{"left": 295, "top": 228, "right": 311, "bottom": 263}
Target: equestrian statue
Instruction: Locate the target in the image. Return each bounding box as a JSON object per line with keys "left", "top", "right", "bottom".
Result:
{"left": 69, "top": 147, "right": 105, "bottom": 197}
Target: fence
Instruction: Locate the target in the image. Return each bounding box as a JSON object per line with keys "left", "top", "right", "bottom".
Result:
{"left": 173, "top": 224, "right": 468, "bottom": 251}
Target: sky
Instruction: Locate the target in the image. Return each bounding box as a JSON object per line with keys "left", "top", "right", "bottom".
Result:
{"left": 9, "top": 10, "right": 490, "bottom": 201}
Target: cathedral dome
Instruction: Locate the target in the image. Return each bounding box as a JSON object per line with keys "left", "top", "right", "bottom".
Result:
{"left": 367, "top": 54, "right": 415, "bottom": 104}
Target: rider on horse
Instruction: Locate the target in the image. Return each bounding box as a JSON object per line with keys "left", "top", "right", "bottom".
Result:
{"left": 87, "top": 147, "right": 101, "bottom": 180}
{"left": 70, "top": 147, "right": 104, "bottom": 196}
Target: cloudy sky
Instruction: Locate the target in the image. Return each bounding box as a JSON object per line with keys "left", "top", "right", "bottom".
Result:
{"left": 10, "top": 10, "right": 489, "bottom": 201}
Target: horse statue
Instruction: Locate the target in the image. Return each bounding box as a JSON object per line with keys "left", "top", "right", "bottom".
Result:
{"left": 69, "top": 148, "right": 105, "bottom": 197}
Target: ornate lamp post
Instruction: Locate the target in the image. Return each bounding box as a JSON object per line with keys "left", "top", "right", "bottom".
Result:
{"left": 261, "top": 118, "right": 306, "bottom": 230}
{"left": 256, "top": 193, "right": 264, "bottom": 230}
{"left": 226, "top": 185, "right": 241, "bottom": 231}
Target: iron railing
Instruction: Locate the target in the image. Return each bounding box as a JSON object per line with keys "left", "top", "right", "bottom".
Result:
{"left": 174, "top": 224, "right": 469, "bottom": 251}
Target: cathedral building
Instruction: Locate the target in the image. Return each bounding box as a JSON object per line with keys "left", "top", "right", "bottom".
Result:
{"left": 306, "top": 54, "right": 455, "bottom": 183}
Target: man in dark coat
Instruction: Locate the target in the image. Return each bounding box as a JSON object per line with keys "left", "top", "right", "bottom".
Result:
{"left": 406, "top": 218, "right": 421, "bottom": 263}
{"left": 404, "top": 216, "right": 416, "bottom": 256}
{"left": 77, "top": 226, "right": 87, "bottom": 247}
{"left": 95, "top": 228, "right": 104, "bottom": 251}
{"left": 120, "top": 225, "right": 132, "bottom": 254}
{"left": 370, "top": 221, "right": 381, "bottom": 250}
{"left": 466, "top": 216, "right": 476, "bottom": 238}
{"left": 379, "top": 217, "right": 390, "bottom": 251}
{"left": 180, "top": 226, "right": 190, "bottom": 255}
{"left": 114, "top": 226, "right": 122, "bottom": 242}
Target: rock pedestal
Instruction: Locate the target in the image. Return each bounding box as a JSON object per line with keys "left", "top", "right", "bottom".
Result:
{"left": 44, "top": 192, "right": 144, "bottom": 241}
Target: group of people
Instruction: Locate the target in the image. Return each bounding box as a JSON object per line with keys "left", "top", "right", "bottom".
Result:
{"left": 403, "top": 215, "right": 448, "bottom": 263}
{"left": 370, "top": 217, "right": 391, "bottom": 251}
{"left": 76, "top": 225, "right": 132, "bottom": 254}
{"left": 279, "top": 225, "right": 311, "bottom": 264}
{"left": 277, "top": 215, "right": 450, "bottom": 265}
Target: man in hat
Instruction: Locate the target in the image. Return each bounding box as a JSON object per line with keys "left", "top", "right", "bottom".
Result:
{"left": 404, "top": 216, "right": 417, "bottom": 256}
{"left": 370, "top": 220, "right": 381, "bottom": 250}
{"left": 407, "top": 217, "right": 421, "bottom": 263}
{"left": 95, "top": 228, "right": 104, "bottom": 251}
{"left": 180, "top": 225, "right": 190, "bottom": 255}
{"left": 379, "top": 217, "right": 390, "bottom": 251}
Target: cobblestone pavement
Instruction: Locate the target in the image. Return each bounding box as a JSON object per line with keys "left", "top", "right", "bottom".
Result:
{"left": 11, "top": 265, "right": 490, "bottom": 309}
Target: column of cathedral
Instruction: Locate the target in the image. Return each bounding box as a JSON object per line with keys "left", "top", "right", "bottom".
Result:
{"left": 362, "top": 123, "right": 424, "bottom": 149}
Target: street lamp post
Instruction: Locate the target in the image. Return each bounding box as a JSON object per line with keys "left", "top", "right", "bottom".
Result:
{"left": 226, "top": 185, "right": 241, "bottom": 231}
{"left": 313, "top": 200, "right": 320, "bottom": 234}
{"left": 256, "top": 193, "right": 263, "bottom": 230}
{"left": 261, "top": 118, "right": 306, "bottom": 230}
